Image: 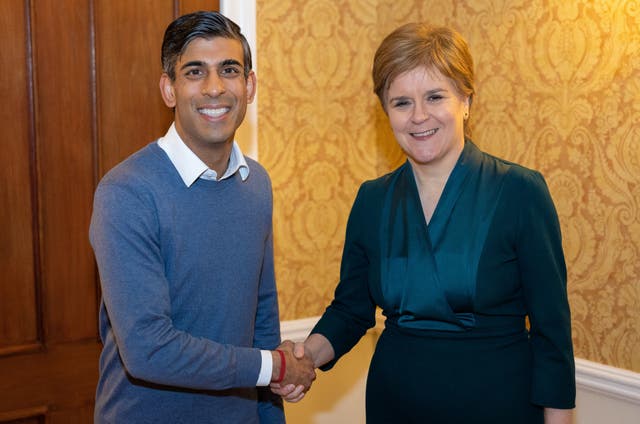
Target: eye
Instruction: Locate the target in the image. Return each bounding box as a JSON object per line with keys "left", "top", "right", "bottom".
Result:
{"left": 427, "top": 94, "right": 444, "bottom": 102}
{"left": 220, "top": 66, "right": 242, "bottom": 77}
{"left": 185, "top": 68, "right": 204, "bottom": 79}
{"left": 391, "top": 99, "right": 411, "bottom": 108}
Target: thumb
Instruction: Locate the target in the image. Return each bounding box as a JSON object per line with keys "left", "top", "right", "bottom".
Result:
{"left": 293, "top": 342, "right": 306, "bottom": 359}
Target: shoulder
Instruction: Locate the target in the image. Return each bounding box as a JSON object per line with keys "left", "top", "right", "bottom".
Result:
{"left": 243, "top": 157, "right": 273, "bottom": 199}
{"left": 94, "top": 142, "right": 175, "bottom": 206}
{"left": 502, "top": 162, "right": 550, "bottom": 203}
{"left": 346, "top": 164, "right": 409, "bottom": 227}
{"left": 479, "top": 152, "right": 558, "bottom": 227}
{"left": 468, "top": 145, "right": 557, "bottom": 219}
{"left": 357, "top": 162, "right": 409, "bottom": 199}
{"left": 245, "top": 156, "right": 270, "bottom": 181}
{"left": 99, "top": 142, "right": 169, "bottom": 188}
{"left": 474, "top": 147, "right": 548, "bottom": 194}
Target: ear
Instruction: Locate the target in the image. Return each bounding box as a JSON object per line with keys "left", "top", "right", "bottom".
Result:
{"left": 462, "top": 95, "right": 471, "bottom": 116}
{"left": 159, "top": 73, "right": 176, "bottom": 108}
{"left": 245, "top": 70, "right": 257, "bottom": 104}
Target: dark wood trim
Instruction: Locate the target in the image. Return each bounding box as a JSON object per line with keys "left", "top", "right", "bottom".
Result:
{"left": 0, "top": 405, "right": 48, "bottom": 422}
{"left": 0, "top": 342, "right": 44, "bottom": 358}
{"left": 25, "top": 0, "right": 45, "bottom": 350}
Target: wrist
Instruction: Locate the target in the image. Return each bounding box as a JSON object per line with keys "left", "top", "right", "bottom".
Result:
{"left": 271, "top": 349, "right": 286, "bottom": 383}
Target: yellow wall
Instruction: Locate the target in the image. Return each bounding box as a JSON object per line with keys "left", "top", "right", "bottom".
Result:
{"left": 256, "top": 0, "right": 640, "bottom": 372}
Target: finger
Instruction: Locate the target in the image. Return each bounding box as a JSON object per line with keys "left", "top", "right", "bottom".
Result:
{"left": 283, "top": 384, "right": 305, "bottom": 401}
{"left": 293, "top": 342, "right": 305, "bottom": 359}
{"left": 289, "top": 386, "right": 307, "bottom": 403}
{"left": 286, "top": 392, "right": 306, "bottom": 403}
{"left": 271, "top": 383, "right": 296, "bottom": 396}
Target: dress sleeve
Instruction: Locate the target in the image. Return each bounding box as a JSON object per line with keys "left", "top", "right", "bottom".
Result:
{"left": 516, "top": 170, "right": 576, "bottom": 408}
{"left": 89, "top": 180, "right": 262, "bottom": 390}
{"left": 312, "top": 183, "right": 378, "bottom": 370}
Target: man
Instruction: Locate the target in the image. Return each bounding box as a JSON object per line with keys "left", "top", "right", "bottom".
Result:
{"left": 90, "top": 11, "right": 314, "bottom": 423}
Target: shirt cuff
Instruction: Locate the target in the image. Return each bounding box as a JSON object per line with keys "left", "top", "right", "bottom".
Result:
{"left": 256, "top": 350, "right": 273, "bottom": 386}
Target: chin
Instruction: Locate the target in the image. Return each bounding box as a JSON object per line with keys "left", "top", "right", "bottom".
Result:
{"left": 409, "top": 151, "right": 439, "bottom": 164}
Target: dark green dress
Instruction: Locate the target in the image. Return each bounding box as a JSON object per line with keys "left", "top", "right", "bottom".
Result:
{"left": 312, "top": 140, "right": 575, "bottom": 423}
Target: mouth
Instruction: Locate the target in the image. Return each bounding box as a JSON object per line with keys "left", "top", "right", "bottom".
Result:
{"left": 411, "top": 128, "right": 438, "bottom": 137}
{"left": 198, "top": 107, "right": 230, "bottom": 118}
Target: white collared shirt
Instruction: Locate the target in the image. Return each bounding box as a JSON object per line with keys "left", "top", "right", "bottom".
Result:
{"left": 157, "top": 123, "right": 273, "bottom": 386}
{"left": 157, "top": 123, "right": 250, "bottom": 186}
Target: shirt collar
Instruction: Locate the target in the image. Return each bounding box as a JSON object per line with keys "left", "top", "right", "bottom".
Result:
{"left": 157, "top": 123, "right": 250, "bottom": 187}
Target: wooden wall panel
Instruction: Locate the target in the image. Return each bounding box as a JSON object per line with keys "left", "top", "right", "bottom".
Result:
{"left": 95, "top": 0, "right": 175, "bottom": 175}
{"left": 0, "top": 1, "right": 220, "bottom": 420}
{"left": 95, "top": 0, "right": 220, "bottom": 176}
{"left": 0, "top": 341, "right": 100, "bottom": 421}
{"left": 33, "top": 0, "right": 97, "bottom": 342}
{"left": 0, "top": 0, "right": 39, "bottom": 354}
{"left": 179, "top": 0, "right": 220, "bottom": 15}
{"left": 0, "top": 405, "right": 46, "bottom": 423}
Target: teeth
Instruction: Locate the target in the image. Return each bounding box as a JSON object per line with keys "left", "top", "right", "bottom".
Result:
{"left": 199, "top": 107, "right": 229, "bottom": 118}
{"left": 413, "top": 128, "right": 437, "bottom": 137}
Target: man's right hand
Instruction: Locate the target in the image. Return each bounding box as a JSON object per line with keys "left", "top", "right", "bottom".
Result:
{"left": 271, "top": 340, "right": 315, "bottom": 391}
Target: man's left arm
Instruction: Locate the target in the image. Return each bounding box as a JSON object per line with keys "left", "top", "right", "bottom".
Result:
{"left": 253, "top": 229, "right": 285, "bottom": 422}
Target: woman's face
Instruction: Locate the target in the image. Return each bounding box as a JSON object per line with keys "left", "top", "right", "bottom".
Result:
{"left": 385, "top": 66, "right": 469, "bottom": 170}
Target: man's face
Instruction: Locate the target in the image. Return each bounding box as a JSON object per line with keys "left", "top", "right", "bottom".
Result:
{"left": 159, "top": 37, "right": 256, "bottom": 157}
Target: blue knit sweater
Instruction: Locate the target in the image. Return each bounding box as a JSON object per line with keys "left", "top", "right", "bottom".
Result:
{"left": 89, "top": 142, "right": 283, "bottom": 423}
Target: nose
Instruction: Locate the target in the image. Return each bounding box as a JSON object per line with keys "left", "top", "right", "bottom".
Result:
{"left": 201, "top": 73, "right": 225, "bottom": 97}
{"left": 411, "top": 101, "right": 429, "bottom": 123}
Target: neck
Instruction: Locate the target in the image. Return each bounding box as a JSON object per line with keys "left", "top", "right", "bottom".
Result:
{"left": 182, "top": 139, "right": 234, "bottom": 176}
{"left": 199, "top": 143, "right": 233, "bottom": 176}
{"left": 410, "top": 142, "right": 464, "bottom": 188}
{"left": 173, "top": 122, "right": 235, "bottom": 176}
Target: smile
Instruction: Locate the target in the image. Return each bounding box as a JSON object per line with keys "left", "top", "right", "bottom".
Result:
{"left": 411, "top": 128, "right": 438, "bottom": 137}
{"left": 198, "top": 107, "right": 230, "bottom": 118}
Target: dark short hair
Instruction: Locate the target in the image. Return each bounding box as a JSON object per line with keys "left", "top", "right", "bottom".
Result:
{"left": 161, "top": 11, "right": 252, "bottom": 80}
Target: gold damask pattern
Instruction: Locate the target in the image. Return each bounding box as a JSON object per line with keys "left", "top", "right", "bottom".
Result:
{"left": 257, "top": 0, "right": 640, "bottom": 372}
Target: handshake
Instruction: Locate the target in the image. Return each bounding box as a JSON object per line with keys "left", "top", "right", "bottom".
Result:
{"left": 268, "top": 339, "right": 318, "bottom": 402}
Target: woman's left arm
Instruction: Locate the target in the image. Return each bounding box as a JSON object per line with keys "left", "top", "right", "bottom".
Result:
{"left": 515, "top": 170, "right": 576, "bottom": 410}
{"left": 544, "top": 407, "right": 573, "bottom": 424}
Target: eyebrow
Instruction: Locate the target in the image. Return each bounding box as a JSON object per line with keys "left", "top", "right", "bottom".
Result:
{"left": 388, "top": 88, "right": 448, "bottom": 102}
{"left": 179, "top": 59, "right": 243, "bottom": 71}
{"left": 219, "top": 59, "right": 243, "bottom": 68}
{"left": 420, "top": 88, "right": 448, "bottom": 97}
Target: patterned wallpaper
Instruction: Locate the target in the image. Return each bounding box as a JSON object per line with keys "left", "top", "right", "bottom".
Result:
{"left": 256, "top": 0, "right": 640, "bottom": 372}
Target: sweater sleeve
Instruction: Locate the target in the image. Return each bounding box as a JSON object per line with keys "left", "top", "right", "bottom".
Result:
{"left": 515, "top": 170, "right": 576, "bottom": 408}
{"left": 312, "top": 183, "right": 378, "bottom": 370}
{"left": 253, "top": 221, "right": 285, "bottom": 421}
{"left": 252, "top": 199, "right": 281, "bottom": 352}
{"left": 89, "top": 180, "right": 262, "bottom": 390}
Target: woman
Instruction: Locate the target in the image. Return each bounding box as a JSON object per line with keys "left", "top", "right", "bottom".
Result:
{"left": 275, "top": 23, "right": 575, "bottom": 423}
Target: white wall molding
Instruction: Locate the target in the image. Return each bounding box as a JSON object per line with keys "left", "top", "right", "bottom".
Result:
{"left": 281, "top": 316, "right": 320, "bottom": 342}
{"left": 575, "top": 357, "right": 640, "bottom": 405}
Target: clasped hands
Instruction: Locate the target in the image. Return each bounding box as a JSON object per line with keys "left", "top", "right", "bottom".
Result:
{"left": 270, "top": 340, "right": 314, "bottom": 402}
